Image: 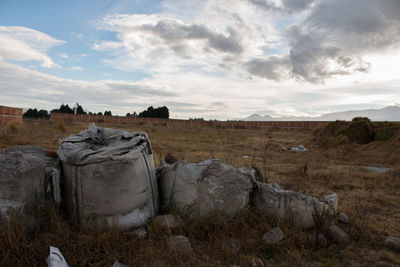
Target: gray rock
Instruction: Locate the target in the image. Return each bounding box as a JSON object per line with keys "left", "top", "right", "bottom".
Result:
{"left": 263, "top": 227, "right": 285, "bottom": 245}
{"left": 111, "top": 260, "right": 128, "bottom": 267}
{"left": 168, "top": 235, "right": 193, "bottom": 253}
{"left": 327, "top": 225, "right": 350, "bottom": 246}
{"left": 133, "top": 227, "right": 147, "bottom": 237}
{"left": 323, "top": 193, "right": 338, "bottom": 213}
{"left": 251, "top": 182, "right": 331, "bottom": 230}
{"left": 157, "top": 159, "right": 256, "bottom": 219}
{"left": 0, "top": 146, "right": 57, "bottom": 226}
{"left": 384, "top": 236, "right": 400, "bottom": 251}
{"left": 154, "top": 214, "right": 182, "bottom": 228}
{"left": 339, "top": 212, "right": 349, "bottom": 224}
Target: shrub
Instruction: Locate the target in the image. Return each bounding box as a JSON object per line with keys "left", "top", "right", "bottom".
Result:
{"left": 374, "top": 123, "right": 399, "bottom": 141}
{"left": 342, "top": 119, "right": 374, "bottom": 144}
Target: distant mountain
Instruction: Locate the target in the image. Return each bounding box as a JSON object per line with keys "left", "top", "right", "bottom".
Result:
{"left": 243, "top": 106, "right": 400, "bottom": 121}
{"left": 244, "top": 114, "right": 274, "bottom": 121}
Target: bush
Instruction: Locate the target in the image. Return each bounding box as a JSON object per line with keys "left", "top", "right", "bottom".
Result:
{"left": 352, "top": 117, "right": 371, "bottom": 123}
{"left": 374, "top": 123, "right": 399, "bottom": 141}
{"left": 313, "top": 117, "right": 377, "bottom": 147}
{"left": 342, "top": 119, "right": 374, "bottom": 144}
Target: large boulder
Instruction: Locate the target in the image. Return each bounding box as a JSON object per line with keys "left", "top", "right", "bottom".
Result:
{"left": 0, "top": 146, "right": 58, "bottom": 224}
{"left": 58, "top": 124, "right": 159, "bottom": 230}
{"left": 157, "top": 159, "right": 256, "bottom": 219}
{"left": 251, "top": 182, "right": 332, "bottom": 229}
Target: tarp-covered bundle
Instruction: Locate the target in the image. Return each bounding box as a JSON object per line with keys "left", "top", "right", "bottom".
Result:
{"left": 58, "top": 124, "right": 158, "bottom": 230}
{"left": 157, "top": 159, "right": 256, "bottom": 219}
{"left": 251, "top": 183, "right": 332, "bottom": 229}
{"left": 0, "top": 146, "right": 58, "bottom": 224}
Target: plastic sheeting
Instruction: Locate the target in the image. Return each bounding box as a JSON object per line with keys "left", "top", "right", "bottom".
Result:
{"left": 46, "top": 246, "right": 69, "bottom": 267}
{"left": 58, "top": 124, "right": 159, "bottom": 230}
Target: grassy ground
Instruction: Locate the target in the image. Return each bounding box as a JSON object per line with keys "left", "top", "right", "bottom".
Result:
{"left": 1, "top": 120, "right": 399, "bottom": 266}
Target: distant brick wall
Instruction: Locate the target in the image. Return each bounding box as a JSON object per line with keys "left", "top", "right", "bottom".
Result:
{"left": 0, "top": 105, "right": 23, "bottom": 124}
{"left": 50, "top": 113, "right": 326, "bottom": 131}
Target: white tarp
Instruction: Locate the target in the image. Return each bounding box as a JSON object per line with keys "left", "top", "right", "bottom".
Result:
{"left": 46, "top": 246, "right": 69, "bottom": 267}
{"left": 58, "top": 124, "right": 158, "bottom": 230}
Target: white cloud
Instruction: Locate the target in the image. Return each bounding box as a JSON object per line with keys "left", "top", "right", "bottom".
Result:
{"left": 1, "top": 57, "right": 399, "bottom": 119}
{"left": 95, "top": 1, "right": 276, "bottom": 74}
{"left": 92, "top": 41, "right": 123, "bottom": 51}
{"left": 246, "top": 0, "right": 315, "bottom": 14}
{"left": 96, "top": 0, "right": 400, "bottom": 84}
{"left": 0, "top": 26, "right": 64, "bottom": 68}
{"left": 0, "top": 60, "right": 179, "bottom": 115}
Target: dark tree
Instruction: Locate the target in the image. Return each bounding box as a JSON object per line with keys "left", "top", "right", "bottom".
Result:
{"left": 138, "top": 106, "right": 169, "bottom": 119}
{"left": 75, "top": 103, "right": 86, "bottom": 114}
{"left": 60, "top": 104, "right": 74, "bottom": 114}
{"left": 23, "top": 108, "right": 49, "bottom": 119}
{"left": 104, "top": 110, "right": 112, "bottom": 116}
{"left": 52, "top": 104, "right": 74, "bottom": 114}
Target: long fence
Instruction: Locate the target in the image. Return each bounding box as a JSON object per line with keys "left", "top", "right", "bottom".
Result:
{"left": 50, "top": 113, "right": 326, "bottom": 131}
{"left": 0, "top": 105, "right": 23, "bottom": 124}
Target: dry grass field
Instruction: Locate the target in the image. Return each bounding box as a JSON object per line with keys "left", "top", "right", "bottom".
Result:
{"left": 1, "top": 120, "right": 400, "bottom": 266}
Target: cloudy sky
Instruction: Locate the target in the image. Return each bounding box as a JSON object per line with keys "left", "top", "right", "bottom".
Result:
{"left": 0, "top": 0, "right": 399, "bottom": 119}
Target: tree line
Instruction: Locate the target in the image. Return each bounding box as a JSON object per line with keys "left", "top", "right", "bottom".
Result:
{"left": 23, "top": 103, "right": 169, "bottom": 119}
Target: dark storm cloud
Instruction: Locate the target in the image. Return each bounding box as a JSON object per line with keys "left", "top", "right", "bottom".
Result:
{"left": 245, "top": 55, "right": 291, "bottom": 81}
{"left": 141, "top": 19, "right": 243, "bottom": 55}
{"left": 247, "top": 0, "right": 400, "bottom": 83}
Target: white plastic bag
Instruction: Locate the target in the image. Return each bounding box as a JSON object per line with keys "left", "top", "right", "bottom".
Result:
{"left": 46, "top": 246, "right": 69, "bottom": 267}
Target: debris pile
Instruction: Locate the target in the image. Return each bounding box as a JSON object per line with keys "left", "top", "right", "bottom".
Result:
{"left": 0, "top": 123, "right": 365, "bottom": 265}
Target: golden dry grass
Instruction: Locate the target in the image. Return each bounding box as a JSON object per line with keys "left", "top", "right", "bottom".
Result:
{"left": 1, "top": 120, "right": 399, "bottom": 266}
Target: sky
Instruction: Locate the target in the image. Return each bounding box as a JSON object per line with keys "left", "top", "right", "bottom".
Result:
{"left": 0, "top": 0, "right": 399, "bottom": 119}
